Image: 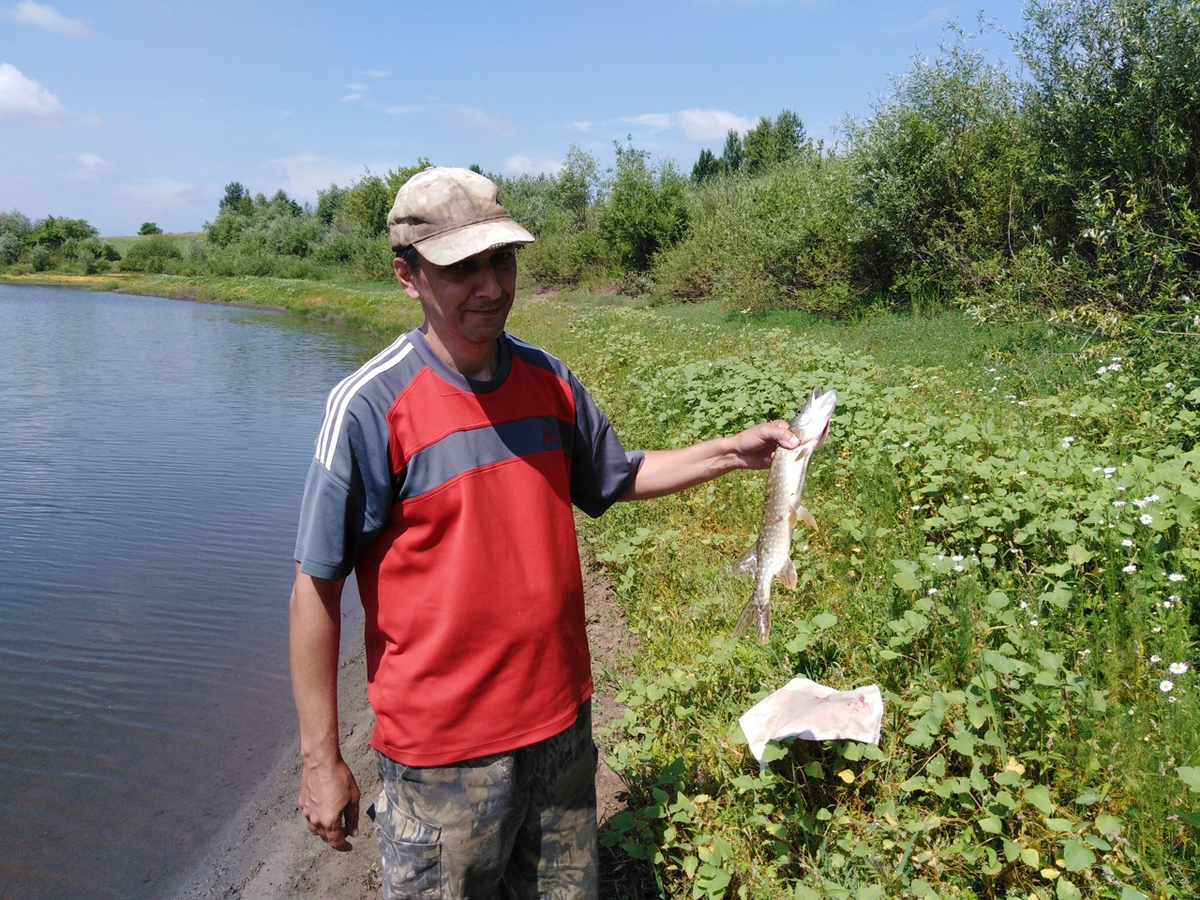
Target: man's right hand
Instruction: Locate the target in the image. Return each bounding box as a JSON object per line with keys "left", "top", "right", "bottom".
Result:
{"left": 298, "top": 758, "right": 361, "bottom": 850}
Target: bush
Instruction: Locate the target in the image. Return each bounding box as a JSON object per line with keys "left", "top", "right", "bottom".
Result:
{"left": 842, "top": 29, "right": 1028, "bottom": 300}
{"left": 597, "top": 143, "right": 689, "bottom": 272}
{"left": 653, "top": 156, "right": 858, "bottom": 314}
{"left": 121, "top": 235, "right": 183, "bottom": 273}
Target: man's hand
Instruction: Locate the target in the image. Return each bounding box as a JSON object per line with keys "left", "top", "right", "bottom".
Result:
{"left": 298, "top": 758, "right": 361, "bottom": 850}
{"left": 723, "top": 419, "right": 800, "bottom": 470}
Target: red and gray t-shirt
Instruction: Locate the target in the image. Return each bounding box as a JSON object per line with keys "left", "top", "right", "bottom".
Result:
{"left": 294, "top": 328, "right": 641, "bottom": 766}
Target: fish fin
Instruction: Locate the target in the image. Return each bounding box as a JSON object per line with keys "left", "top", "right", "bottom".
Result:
{"left": 779, "top": 557, "right": 798, "bottom": 590}
{"left": 733, "top": 544, "right": 758, "bottom": 576}
{"left": 787, "top": 508, "right": 798, "bottom": 529}
{"left": 796, "top": 504, "right": 818, "bottom": 531}
{"left": 732, "top": 600, "right": 771, "bottom": 644}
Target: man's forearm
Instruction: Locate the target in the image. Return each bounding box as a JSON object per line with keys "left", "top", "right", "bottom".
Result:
{"left": 622, "top": 439, "right": 743, "bottom": 500}
{"left": 621, "top": 420, "right": 800, "bottom": 501}
{"left": 289, "top": 569, "right": 345, "bottom": 766}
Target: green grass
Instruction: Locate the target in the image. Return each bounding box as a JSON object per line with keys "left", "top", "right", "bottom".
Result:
{"left": 12, "top": 272, "right": 1198, "bottom": 898}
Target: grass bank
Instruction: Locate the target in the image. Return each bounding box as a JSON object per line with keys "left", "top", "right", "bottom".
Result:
{"left": 11, "top": 272, "right": 1198, "bottom": 899}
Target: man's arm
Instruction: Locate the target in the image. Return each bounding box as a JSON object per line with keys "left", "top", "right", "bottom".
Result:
{"left": 289, "top": 565, "right": 360, "bottom": 850}
{"left": 621, "top": 420, "right": 799, "bottom": 501}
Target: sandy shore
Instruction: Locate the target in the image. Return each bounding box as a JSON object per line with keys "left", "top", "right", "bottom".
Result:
{"left": 172, "top": 550, "right": 635, "bottom": 900}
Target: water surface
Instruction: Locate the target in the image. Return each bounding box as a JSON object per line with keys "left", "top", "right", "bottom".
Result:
{"left": 0, "top": 284, "right": 382, "bottom": 899}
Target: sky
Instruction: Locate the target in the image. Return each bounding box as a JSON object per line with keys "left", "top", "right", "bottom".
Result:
{"left": 1, "top": 0, "right": 1027, "bottom": 236}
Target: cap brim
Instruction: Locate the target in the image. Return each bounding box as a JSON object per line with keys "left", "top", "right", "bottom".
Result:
{"left": 415, "top": 219, "right": 535, "bottom": 266}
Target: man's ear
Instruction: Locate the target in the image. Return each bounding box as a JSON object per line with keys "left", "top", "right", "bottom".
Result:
{"left": 393, "top": 255, "right": 421, "bottom": 300}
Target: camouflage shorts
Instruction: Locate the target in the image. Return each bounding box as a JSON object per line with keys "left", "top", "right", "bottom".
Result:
{"left": 369, "top": 701, "right": 598, "bottom": 900}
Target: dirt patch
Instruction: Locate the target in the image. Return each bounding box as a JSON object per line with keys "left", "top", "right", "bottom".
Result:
{"left": 172, "top": 535, "right": 636, "bottom": 899}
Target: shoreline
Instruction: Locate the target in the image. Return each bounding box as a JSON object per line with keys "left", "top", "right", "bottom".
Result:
{"left": 171, "top": 647, "right": 382, "bottom": 900}
{"left": 170, "top": 544, "right": 634, "bottom": 900}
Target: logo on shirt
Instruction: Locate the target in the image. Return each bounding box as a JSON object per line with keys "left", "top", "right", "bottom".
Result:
{"left": 541, "top": 425, "right": 562, "bottom": 452}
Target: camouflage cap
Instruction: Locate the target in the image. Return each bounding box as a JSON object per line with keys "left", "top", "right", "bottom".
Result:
{"left": 386, "top": 167, "right": 534, "bottom": 264}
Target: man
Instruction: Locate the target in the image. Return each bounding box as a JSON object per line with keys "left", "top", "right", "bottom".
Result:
{"left": 290, "top": 167, "right": 799, "bottom": 899}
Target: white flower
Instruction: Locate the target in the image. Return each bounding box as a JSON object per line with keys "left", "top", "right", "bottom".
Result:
{"left": 1123, "top": 563, "right": 1138, "bottom": 573}
{"left": 1166, "top": 382, "right": 1175, "bottom": 389}
{"left": 1133, "top": 498, "right": 1147, "bottom": 508}
{"left": 1170, "top": 594, "right": 1181, "bottom": 601}
{"left": 1030, "top": 618, "right": 1039, "bottom": 627}
{"left": 1164, "top": 600, "right": 1174, "bottom": 609}
{"left": 952, "top": 554, "right": 964, "bottom": 562}
{"left": 1110, "top": 363, "right": 1122, "bottom": 372}
{"left": 912, "top": 505, "right": 921, "bottom": 511}
{"left": 1104, "top": 466, "right": 1117, "bottom": 478}
{"left": 1160, "top": 680, "right": 1174, "bottom": 692}
{"left": 1019, "top": 601, "right": 1028, "bottom": 610}
{"left": 1168, "top": 573, "right": 1185, "bottom": 582}
{"left": 1141, "top": 514, "right": 1154, "bottom": 525}
{"left": 1097, "top": 366, "right": 1109, "bottom": 375}
{"left": 1148, "top": 494, "right": 1160, "bottom": 503}
{"left": 928, "top": 588, "right": 938, "bottom": 595}
{"left": 1122, "top": 539, "right": 1134, "bottom": 547}
{"left": 1153, "top": 626, "right": 1162, "bottom": 633}
{"left": 1169, "top": 662, "right": 1189, "bottom": 675}
{"left": 1062, "top": 436, "right": 1075, "bottom": 448}
{"left": 1113, "top": 500, "right": 1127, "bottom": 508}
{"left": 954, "top": 565, "right": 964, "bottom": 572}
{"left": 1151, "top": 654, "right": 1162, "bottom": 663}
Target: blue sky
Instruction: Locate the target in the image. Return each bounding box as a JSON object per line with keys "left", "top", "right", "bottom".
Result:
{"left": 2, "top": 0, "right": 1025, "bottom": 236}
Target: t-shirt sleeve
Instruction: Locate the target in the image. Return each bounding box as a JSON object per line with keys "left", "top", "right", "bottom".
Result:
{"left": 568, "top": 375, "right": 643, "bottom": 518}
{"left": 294, "top": 399, "right": 394, "bottom": 580}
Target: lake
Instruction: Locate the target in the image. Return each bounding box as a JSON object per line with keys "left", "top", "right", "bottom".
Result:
{"left": 0, "top": 283, "right": 383, "bottom": 899}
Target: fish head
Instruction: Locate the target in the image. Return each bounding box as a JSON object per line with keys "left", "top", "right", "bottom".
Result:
{"left": 789, "top": 387, "right": 837, "bottom": 445}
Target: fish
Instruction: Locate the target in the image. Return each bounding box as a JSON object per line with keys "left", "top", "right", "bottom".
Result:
{"left": 733, "top": 386, "right": 837, "bottom": 643}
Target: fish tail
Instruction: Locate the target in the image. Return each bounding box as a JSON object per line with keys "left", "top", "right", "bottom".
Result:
{"left": 732, "top": 600, "right": 771, "bottom": 644}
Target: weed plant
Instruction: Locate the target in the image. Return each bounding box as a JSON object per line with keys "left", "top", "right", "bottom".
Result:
{"left": 511, "top": 301, "right": 1200, "bottom": 899}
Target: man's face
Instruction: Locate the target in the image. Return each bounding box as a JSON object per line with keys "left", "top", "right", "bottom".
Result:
{"left": 394, "top": 245, "right": 518, "bottom": 353}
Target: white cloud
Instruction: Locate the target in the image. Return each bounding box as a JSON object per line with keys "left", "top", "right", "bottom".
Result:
{"left": 252, "top": 155, "right": 393, "bottom": 203}
{"left": 624, "top": 108, "right": 755, "bottom": 141}
{"left": 502, "top": 155, "right": 563, "bottom": 177}
{"left": 567, "top": 121, "right": 593, "bottom": 132}
{"left": 68, "top": 151, "right": 108, "bottom": 177}
{"left": 9, "top": 1, "right": 90, "bottom": 36}
{"left": 440, "top": 106, "right": 519, "bottom": 136}
{"left": 122, "top": 176, "right": 194, "bottom": 206}
{"left": 0, "top": 63, "right": 64, "bottom": 118}
{"left": 346, "top": 83, "right": 368, "bottom": 92}
{"left": 341, "top": 93, "right": 362, "bottom": 102}
{"left": 360, "top": 70, "right": 389, "bottom": 79}
{"left": 386, "top": 105, "right": 421, "bottom": 116}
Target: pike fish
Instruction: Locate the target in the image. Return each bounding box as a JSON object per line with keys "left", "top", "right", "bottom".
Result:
{"left": 733, "top": 386, "right": 837, "bottom": 643}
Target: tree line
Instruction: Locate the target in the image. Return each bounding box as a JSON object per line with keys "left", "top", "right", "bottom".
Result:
{"left": 3, "top": 0, "right": 1197, "bottom": 335}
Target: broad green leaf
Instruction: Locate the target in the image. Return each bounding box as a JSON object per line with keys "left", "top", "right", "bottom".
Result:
{"left": 812, "top": 611, "right": 838, "bottom": 630}
{"left": 1120, "top": 889, "right": 1149, "bottom": 900}
{"left": 893, "top": 571, "right": 921, "bottom": 591}
{"left": 1026, "top": 785, "right": 1053, "bottom": 815}
{"left": 1061, "top": 839, "right": 1095, "bottom": 872}
{"left": 1177, "top": 766, "right": 1200, "bottom": 792}
{"left": 979, "top": 816, "right": 1003, "bottom": 834}
{"left": 1094, "top": 814, "right": 1122, "bottom": 834}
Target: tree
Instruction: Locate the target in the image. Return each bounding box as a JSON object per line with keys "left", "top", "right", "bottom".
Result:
{"left": 138, "top": 222, "right": 163, "bottom": 235}
{"left": 720, "top": 129, "right": 745, "bottom": 174}
{"left": 551, "top": 144, "right": 600, "bottom": 230}
{"left": 743, "top": 110, "right": 809, "bottom": 175}
{"left": 29, "top": 216, "right": 98, "bottom": 249}
{"left": 597, "top": 142, "right": 690, "bottom": 271}
{"left": 691, "top": 148, "right": 722, "bottom": 183}
{"left": 218, "top": 182, "right": 252, "bottom": 214}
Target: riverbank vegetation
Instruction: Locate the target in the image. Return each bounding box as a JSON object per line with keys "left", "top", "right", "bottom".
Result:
{"left": 4, "top": 0, "right": 1198, "bottom": 344}
{"left": 3, "top": 1, "right": 1197, "bottom": 896}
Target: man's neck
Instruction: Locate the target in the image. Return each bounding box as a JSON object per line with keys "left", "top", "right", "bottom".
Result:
{"left": 420, "top": 325, "right": 501, "bottom": 380}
